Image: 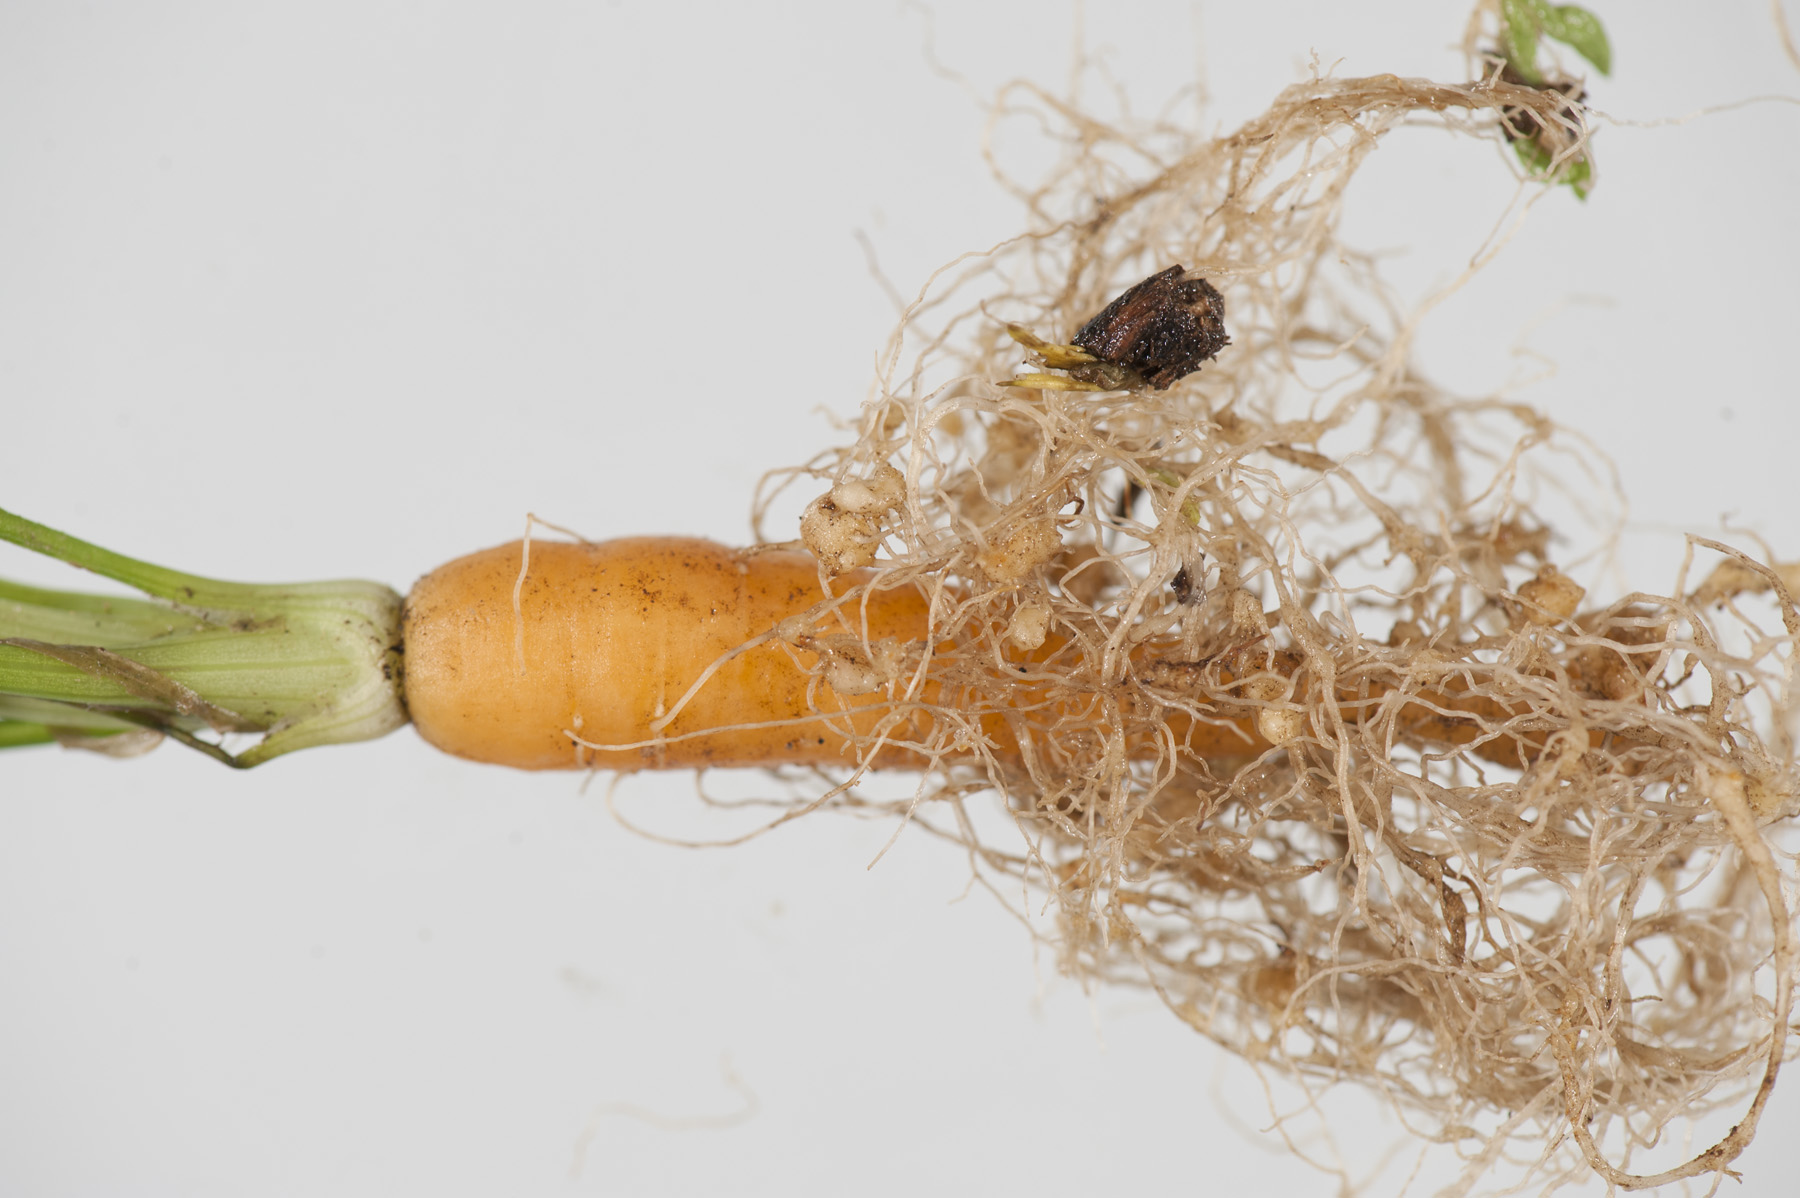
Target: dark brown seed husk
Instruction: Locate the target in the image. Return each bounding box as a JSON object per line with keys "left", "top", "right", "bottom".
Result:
{"left": 1072, "top": 265, "right": 1229, "bottom": 389}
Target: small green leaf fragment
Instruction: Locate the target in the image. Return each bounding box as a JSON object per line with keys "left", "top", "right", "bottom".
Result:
{"left": 1501, "top": 0, "right": 1544, "bottom": 84}
{"left": 1512, "top": 136, "right": 1552, "bottom": 173}
{"left": 1511, "top": 134, "right": 1591, "bottom": 199}
{"left": 1561, "top": 157, "right": 1593, "bottom": 200}
{"left": 1540, "top": 5, "right": 1611, "bottom": 75}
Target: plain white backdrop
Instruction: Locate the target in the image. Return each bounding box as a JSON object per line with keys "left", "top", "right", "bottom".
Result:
{"left": 3, "top": 3, "right": 1798, "bottom": 1195}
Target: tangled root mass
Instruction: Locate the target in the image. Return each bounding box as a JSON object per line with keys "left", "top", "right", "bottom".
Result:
{"left": 756, "top": 37, "right": 1798, "bottom": 1196}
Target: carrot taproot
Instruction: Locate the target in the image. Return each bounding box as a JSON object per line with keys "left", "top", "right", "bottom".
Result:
{"left": 397, "top": 535, "right": 1612, "bottom": 776}
{"left": 401, "top": 537, "right": 937, "bottom": 771}
{"left": 0, "top": 505, "right": 1622, "bottom": 773}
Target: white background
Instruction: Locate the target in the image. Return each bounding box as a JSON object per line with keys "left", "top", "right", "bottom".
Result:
{"left": 3, "top": 2, "right": 1798, "bottom": 1195}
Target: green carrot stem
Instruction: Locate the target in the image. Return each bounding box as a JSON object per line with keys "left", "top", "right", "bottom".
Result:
{"left": 0, "top": 719, "right": 56, "bottom": 750}
{"left": 0, "top": 505, "right": 407, "bottom": 767}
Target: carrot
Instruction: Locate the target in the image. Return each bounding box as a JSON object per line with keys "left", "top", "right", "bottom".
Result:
{"left": 402, "top": 537, "right": 933, "bottom": 771}
{"left": 0, "top": 506, "right": 1615, "bottom": 772}
{"left": 402, "top": 536, "right": 1611, "bottom": 776}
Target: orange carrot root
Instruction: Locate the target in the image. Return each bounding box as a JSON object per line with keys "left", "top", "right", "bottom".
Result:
{"left": 402, "top": 538, "right": 930, "bottom": 771}
{"left": 402, "top": 536, "right": 1636, "bottom": 777}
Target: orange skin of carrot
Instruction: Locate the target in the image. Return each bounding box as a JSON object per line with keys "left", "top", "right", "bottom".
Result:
{"left": 403, "top": 538, "right": 935, "bottom": 770}
{"left": 403, "top": 538, "right": 1596, "bottom": 772}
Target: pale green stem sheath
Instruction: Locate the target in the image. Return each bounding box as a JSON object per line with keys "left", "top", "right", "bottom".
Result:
{"left": 0, "top": 506, "right": 407, "bottom": 767}
{"left": 0, "top": 719, "right": 56, "bottom": 749}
